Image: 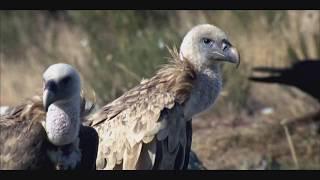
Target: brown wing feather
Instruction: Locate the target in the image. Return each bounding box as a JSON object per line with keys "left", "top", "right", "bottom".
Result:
{"left": 90, "top": 47, "right": 196, "bottom": 169}
{"left": 0, "top": 96, "right": 51, "bottom": 169}
{"left": 0, "top": 96, "right": 45, "bottom": 128}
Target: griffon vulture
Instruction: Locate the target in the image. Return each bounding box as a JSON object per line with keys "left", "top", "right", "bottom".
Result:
{"left": 88, "top": 24, "right": 240, "bottom": 170}
{"left": 0, "top": 63, "right": 99, "bottom": 170}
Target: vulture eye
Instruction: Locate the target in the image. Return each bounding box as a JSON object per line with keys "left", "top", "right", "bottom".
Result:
{"left": 222, "top": 39, "right": 232, "bottom": 51}
{"left": 61, "top": 76, "right": 71, "bottom": 85}
{"left": 202, "top": 38, "right": 214, "bottom": 46}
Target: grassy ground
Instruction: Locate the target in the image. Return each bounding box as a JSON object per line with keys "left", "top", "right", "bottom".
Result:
{"left": 1, "top": 10, "right": 319, "bottom": 169}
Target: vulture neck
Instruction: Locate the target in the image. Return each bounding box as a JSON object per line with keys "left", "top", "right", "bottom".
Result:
{"left": 184, "top": 63, "right": 222, "bottom": 119}
{"left": 45, "top": 95, "right": 81, "bottom": 147}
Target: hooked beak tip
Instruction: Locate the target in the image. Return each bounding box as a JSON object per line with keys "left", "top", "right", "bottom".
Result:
{"left": 44, "top": 105, "right": 49, "bottom": 112}
{"left": 236, "top": 56, "right": 240, "bottom": 69}
{"left": 43, "top": 89, "right": 55, "bottom": 112}
{"left": 230, "top": 47, "right": 240, "bottom": 69}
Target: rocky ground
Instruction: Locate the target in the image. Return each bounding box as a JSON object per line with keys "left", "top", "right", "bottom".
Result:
{"left": 189, "top": 109, "right": 320, "bottom": 170}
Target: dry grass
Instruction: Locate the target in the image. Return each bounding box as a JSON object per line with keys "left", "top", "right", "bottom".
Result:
{"left": 1, "top": 10, "right": 319, "bottom": 169}
{"left": 0, "top": 14, "right": 95, "bottom": 105}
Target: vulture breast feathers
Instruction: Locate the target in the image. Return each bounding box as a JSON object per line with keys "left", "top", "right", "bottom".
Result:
{"left": 89, "top": 48, "right": 196, "bottom": 170}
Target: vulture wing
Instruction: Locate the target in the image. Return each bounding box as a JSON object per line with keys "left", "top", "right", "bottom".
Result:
{"left": 0, "top": 96, "right": 53, "bottom": 169}
{"left": 89, "top": 48, "right": 196, "bottom": 169}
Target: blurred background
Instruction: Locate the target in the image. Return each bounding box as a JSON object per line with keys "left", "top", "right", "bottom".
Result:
{"left": 0, "top": 10, "right": 319, "bottom": 169}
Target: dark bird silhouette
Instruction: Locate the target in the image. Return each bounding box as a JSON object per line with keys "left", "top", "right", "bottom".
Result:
{"left": 249, "top": 59, "right": 320, "bottom": 102}
{"left": 249, "top": 59, "right": 320, "bottom": 133}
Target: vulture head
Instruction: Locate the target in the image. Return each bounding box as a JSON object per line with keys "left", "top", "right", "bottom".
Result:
{"left": 179, "top": 24, "right": 240, "bottom": 71}
{"left": 43, "top": 63, "right": 81, "bottom": 111}
{"left": 42, "top": 63, "right": 82, "bottom": 146}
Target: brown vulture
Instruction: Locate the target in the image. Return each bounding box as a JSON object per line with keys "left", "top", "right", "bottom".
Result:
{"left": 88, "top": 24, "right": 240, "bottom": 170}
{"left": 0, "top": 64, "right": 99, "bottom": 170}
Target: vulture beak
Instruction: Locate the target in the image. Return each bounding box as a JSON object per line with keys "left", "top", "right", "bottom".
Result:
{"left": 227, "top": 47, "right": 240, "bottom": 68}
{"left": 212, "top": 46, "right": 240, "bottom": 68}
{"left": 43, "top": 80, "right": 57, "bottom": 112}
